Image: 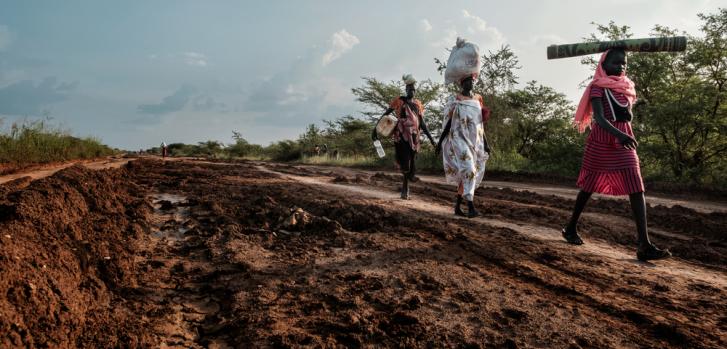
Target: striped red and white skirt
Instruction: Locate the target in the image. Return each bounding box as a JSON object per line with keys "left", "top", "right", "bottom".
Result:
{"left": 577, "top": 121, "right": 644, "bottom": 196}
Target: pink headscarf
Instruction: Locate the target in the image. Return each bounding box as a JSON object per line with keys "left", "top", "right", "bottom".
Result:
{"left": 573, "top": 50, "right": 637, "bottom": 133}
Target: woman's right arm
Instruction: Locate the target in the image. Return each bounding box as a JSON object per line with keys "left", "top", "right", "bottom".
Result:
{"left": 591, "top": 98, "right": 637, "bottom": 149}
{"left": 436, "top": 97, "right": 456, "bottom": 154}
{"left": 371, "top": 108, "right": 394, "bottom": 140}
{"left": 436, "top": 118, "right": 452, "bottom": 154}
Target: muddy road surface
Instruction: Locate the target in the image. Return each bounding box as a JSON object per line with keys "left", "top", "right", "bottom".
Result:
{"left": 1, "top": 159, "right": 725, "bottom": 348}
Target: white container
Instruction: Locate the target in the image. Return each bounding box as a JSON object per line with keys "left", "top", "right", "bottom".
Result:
{"left": 373, "top": 140, "right": 385, "bottom": 158}
{"left": 376, "top": 114, "right": 398, "bottom": 138}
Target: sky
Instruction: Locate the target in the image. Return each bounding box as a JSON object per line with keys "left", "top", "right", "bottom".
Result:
{"left": 0, "top": 0, "right": 725, "bottom": 149}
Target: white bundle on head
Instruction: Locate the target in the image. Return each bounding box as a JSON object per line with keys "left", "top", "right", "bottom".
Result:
{"left": 444, "top": 37, "right": 481, "bottom": 85}
{"left": 402, "top": 74, "right": 416, "bottom": 85}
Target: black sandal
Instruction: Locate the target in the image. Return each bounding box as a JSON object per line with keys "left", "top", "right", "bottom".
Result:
{"left": 454, "top": 195, "right": 465, "bottom": 216}
{"left": 466, "top": 201, "right": 479, "bottom": 218}
{"left": 562, "top": 228, "right": 584, "bottom": 245}
{"left": 637, "top": 245, "right": 671, "bottom": 261}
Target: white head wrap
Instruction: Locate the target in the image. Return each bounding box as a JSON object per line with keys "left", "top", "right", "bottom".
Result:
{"left": 402, "top": 74, "right": 416, "bottom": 85}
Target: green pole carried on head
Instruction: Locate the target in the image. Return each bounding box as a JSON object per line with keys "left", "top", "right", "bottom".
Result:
{"left": 547, "top": 36, "right": 687, "bottom": 59}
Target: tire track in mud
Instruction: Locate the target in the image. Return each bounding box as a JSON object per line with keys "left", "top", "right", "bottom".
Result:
{"left": 130, "top": 193, "right": 232, "bottom": 349}
{"left": 253, "top": 164, "right": 727, "bottom": 348}
{"left": 256, "top": 165, "right": 727, "bottom": 290}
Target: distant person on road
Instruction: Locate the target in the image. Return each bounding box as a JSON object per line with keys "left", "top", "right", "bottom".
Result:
{"left": 313, "top": 144, "right": 321, "bottom": 157}
{"left": 161, "top": 142, "right": 168, "bottom": 158}
{"left": 436, "top": 38, "right": 491, "bottom": 218}
{"left": 561, "top": 48, "right": 670, "bottom": 261}
{"left": 372, "top": 74, "right": 436, "bottom": 200}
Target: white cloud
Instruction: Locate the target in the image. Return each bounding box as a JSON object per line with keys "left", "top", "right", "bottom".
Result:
{"left": 322, "top": 29, "right": 360, "bottom": 66}
{"left": 419, "top": 19, "right": 433, "bottom": 32}
{"left": 0, "top": 25, "right": 12, "bottom": 50}
{"left": 519, "top": 33, "right": 567, "bottom": 47}
{"left": 462, "top": 10, "right": 488, "bottom": 32}
{"left": 183, "top": 52, "right": 207, "bottom": 67}
{"left": 431, "top": 27, "right": 459, "bottom": 48}
{"left": 428, "top": 10, "right": 506, "bottom": 51}
{"left": 461, "top": 10, "right": 505, "bottom": 45}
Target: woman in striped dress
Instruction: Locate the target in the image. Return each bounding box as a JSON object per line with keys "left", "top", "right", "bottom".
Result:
{"left": 562, "top": 48, "right": 671, "bottom": 261}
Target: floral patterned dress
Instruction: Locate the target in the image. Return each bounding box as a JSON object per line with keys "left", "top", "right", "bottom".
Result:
{"left": 441, "top": 95, "right": 489, "bottom": 201}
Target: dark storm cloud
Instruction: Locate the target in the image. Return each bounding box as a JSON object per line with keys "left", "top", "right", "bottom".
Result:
{"left": 0, "top": 77, "right": 76, "bottom": 116}
{"left": 137, "top": 84, "right": 198, "bottom": 115}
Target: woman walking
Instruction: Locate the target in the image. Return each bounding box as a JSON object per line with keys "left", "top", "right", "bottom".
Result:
{"left": 562, "top": 48, "right": 670, "bottom": 261}
{"left": 371, "top": 74, "right": 436, "bottom": 199}
{"left": 436, "top": 38, "right": 491, "bottom": 217}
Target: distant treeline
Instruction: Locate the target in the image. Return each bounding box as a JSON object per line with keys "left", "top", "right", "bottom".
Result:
{"left": 0, "top": 119, "right": 116, "bottom": 165}
{"left": 153, "top": 10, "right": 727, "bottom": 189}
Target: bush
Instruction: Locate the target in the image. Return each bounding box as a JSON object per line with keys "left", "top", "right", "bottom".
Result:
{"left": 0, "top": 120, "right": 115, "bottom": 164}
{"left": 267, "top": 140, "right": 303, "bottom": 162}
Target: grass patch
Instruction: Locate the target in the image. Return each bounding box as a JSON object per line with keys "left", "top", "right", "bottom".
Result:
{"left": 0, "top": 120, "right": 116, "bottom": 164}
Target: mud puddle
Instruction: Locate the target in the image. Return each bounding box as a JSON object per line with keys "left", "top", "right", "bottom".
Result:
{"left": 134, "top": 193, "right": 230, "bottom": 348}
{"left": 150, "top": 193, "right": 190, "bottom": 242}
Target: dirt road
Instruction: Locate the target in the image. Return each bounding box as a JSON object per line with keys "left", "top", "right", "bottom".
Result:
{"left": 0, "top": 156, "right": 132, "bottom": 185}
{"left": 1, "top": 159, "right": 725, "bottom": 348}
{"left": 284, "top": 163, "right": 727, "bottom": 214}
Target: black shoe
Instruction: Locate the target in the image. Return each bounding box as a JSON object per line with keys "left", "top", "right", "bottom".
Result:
{"left": 637, "top": 245, "right": 671, "bottom": 261}
{"left": 467, "top": 201, "right": 479, "bottom": 218}
{"left": 454, "top": 195, "right": 465, "bottom": 216}
{"left": 401, "top": 180, "right": 410, "bottom": 200}
{"left": 562, "top": 228, "right": 584, "bottom": 245}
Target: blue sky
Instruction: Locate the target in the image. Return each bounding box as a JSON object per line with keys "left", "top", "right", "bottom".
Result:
{"left": 0, "top": 0, "right": 724, "bottom": 149}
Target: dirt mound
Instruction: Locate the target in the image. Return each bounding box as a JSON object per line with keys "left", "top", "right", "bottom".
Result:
{"left": 0, "top": 165, "right": 153, "bottom": 347}
{"left": 2, "top": 159, "right": 724, "bottom": 347}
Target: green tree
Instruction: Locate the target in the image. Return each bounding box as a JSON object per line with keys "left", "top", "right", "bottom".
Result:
{"left": 298, "top": 124, "right": 324, "bottom": 155}
{"left": 320, "top": 116, "right": 374, "bottom": 157}
{"left": 351, "top": 77, "right": 444, "bottom": 132}
{"left": 266, "top": 140, "right": 302, "bottom": 161}
{"left": 477, "top": 45, "right": 521, "bottom": 96}
{"left": 227, "top": 131, "right": 262, "bottom": 158}
{"left": 505, "top": 81, "right": 575, "bottom": 158}
{"left": 475, "top": 46, "right": 523, "bottom": 157}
